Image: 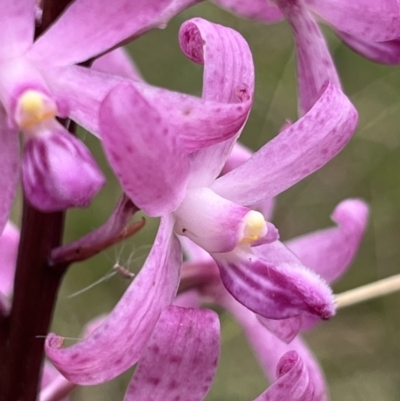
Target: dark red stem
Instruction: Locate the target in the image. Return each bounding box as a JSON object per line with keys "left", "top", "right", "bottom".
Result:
{"left": 0, "top": 2, "right": 74, "bottom": 400}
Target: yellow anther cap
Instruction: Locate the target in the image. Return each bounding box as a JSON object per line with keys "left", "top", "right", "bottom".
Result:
{"left": 16, "top": 90, "right": 57, "bottom": 129}
{"left": 240, "top": 210, "right": 267, "bottom": 244}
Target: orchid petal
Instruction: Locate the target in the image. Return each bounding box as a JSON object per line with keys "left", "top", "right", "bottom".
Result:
{"left": 0, "top": 114, "right": 19, "bottom": 233}
{"left": 214, "top": 241, "right": 335, "bottom": 320}
{"left": 304, "top": 0, "right": 400, "bottom": 41}
{"left": 212, "top": 82, "right": 358, "bottom": 206}
{"left": 180, "top": 19, "right": 254, "bottom": 103}
{"left": 254, "top": 351, "right": 314, "bottom": 401}
{"left": 222, "top": 143, "right": 276, "bottom": 220}
{"left": 0, "top": 222, "right": 19, "bottom": 297}
{"left": 22, "top": 122, "right": 105, "bottom": 211}
{"left": 174, "top": 187, "right": 249, "bottom": 253}
{"left": 179, "top": 18, "right": 254, "bottom": 187}
{"left": 44, "top": 66, "right": 123, "bottom": 136}
{"left": 124, "top": 306, "right": 220, "bottom": 401}
{"left": 39, "top": 373, "right": 73, "bottom": 401}
{"left": 173, "top": 290, "right": 202, "bottom": 308}
{"left": 99, "top": 82, "right": 190, "bottom": 216}
{"left": 257, "top": 315, "right": 302, "bottom": 344}
{"left": 211, "top": 0, "right": 283, "bottom": 23}
{"left": 48, "top": 65, "right": 249, "bottom": 150}
{"left": 91, "top": 48, "right": 143, "bottom": 80}
{"left": 27, "top": 0, "right": 200, "bottom": 67}
{"left": 219, "top": 292, "right": 328, "bottom": 401}
{"left": 250, "top": 222, "right": 279, "bottom": 247}
{"left": 221, "top": 142, "right": 253, "bottom": 175}
{"left": 40, "top": 316, "right": 106, "bottom": 401}
{"left": 46, "top": 216, "right": 181, "bottom": 384}
{"left": 337, "top": 32, "right": 400, "bottom": 65}
{"left": 276, "top": 0, "right": 340, "bottom": 115}
{"left": 180, "top": 237, "right": 212, "bottom": 264}
{"left": 285, "top": 199, "right": 369, "bottom": 284}
{"left": 0, "top": 0, "right": 35, "bottom": 59}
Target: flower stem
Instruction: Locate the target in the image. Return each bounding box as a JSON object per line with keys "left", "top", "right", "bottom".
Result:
{"left": 335, "top": 274, "right": 400, "bottom": 309}
{"left": 0, "top": 205, "right": 66, "bottom": 401}
{"left": 0, "top": 3, "right": 75, "bottom": 398}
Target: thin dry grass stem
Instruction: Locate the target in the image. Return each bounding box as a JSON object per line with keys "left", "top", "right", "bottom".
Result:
{"left": 335, "top": 273, "right": 400, "bottom": 309}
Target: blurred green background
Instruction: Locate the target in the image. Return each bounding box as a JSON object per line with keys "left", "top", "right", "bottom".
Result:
{"left": 29, "top": 2, "right": 400, "bottom": 400}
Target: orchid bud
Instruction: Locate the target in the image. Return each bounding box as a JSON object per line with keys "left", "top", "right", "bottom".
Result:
{"left": 22, "top": 120, "right": 105, "bottom": 211}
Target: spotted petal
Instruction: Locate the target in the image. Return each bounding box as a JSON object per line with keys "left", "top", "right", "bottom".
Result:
{"left": 99, "top": 83, "right": 190, "bottom": 216}
{"left": 124, "top": 306, "right": 220, "bottom": 401}
{"left": 46, "top": 216, "right": 181, "bottom": 384}
{"left": 179, "top": 18, "right": 254, "bottom": 187}
{"left": 211, "top": 83, "right": 358, "bottom": 206}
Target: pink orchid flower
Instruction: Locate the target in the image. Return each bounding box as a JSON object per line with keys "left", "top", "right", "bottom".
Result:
{"left": 44, "top": 15, "right": 357, "bottom": 385}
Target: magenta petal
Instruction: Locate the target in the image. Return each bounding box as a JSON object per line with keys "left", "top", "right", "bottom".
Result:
{"left": 39, "top": 371, "right": 73, "bottom": 401}
{"left": 285, "top": 199, "right": 369, "bottom": 284}
{"left": 211, "top": 0, "right": 284, "bottom": 23}
{"left": 222, "top": 143, "right": 276, "bottom": 220}
{"left": 28, "top": 0, "right": 199, "bottom": 67}
{"left": 219, "top": 294, "right": 328, "bottom": 401}
{"left": 214, "top": 242, "right": 335, "bottom": 320}
{"left": 22, "top": 124, "right": 105, "bottom": 211}
{"left": 254, "top": 351, "right": 314, "bottom": 401}
{"left": 46, "top": 216, "right": 181, "bottom": 384}
{"left": 212, "top": 82, "right": 358, "bottom": 206}
{"left": 221, "top": 142, "right": 252, "bottom": 175}
{"left": 179, "top": 18, "right": 254, "bottom": 103}
{"left": 124, "top": 306, "right": 220, "bottom": 401}
{"left": 0, "top": 0, "right": 35, "bottom": 59}
{"left": 304, "top": 0, "right": 400, "bottom": 41}
{"left": 99, "top": 82, "right": 190, "bottom": 216}
{"left": 277, "top": 0, "right": 340, "bottom": 115}
{"left": 40, "top": 317, "right": 107, "bottom": 401}
{"left": 258, "top": 315, "right": 302, "bottom": 344}
{"left": 0, "top": 222, "right": 19, "bottom": 297}
{"left": 91, "top": 48, "right": 143, "bottom": 80}
{"left": 0, "top": 115, "right": 19, "bottom": 234}
{"left": 46, "top": 66, "right": 123, "bottom": 136}
{"left": 337, "top": 32, "right": 400, "bottom": 65}
{"left": 179, "top": 18, "right": 254, "bottom": 186}
{"left": 178, "top": 18, "right": 253, "bottom": 155}
{"left": 174, "top": 187, "right": 249, "bottom": 253}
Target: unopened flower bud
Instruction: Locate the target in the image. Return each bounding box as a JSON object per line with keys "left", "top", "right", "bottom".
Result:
{"left": 22, "top": 121, "right": 105, "bottom": 211}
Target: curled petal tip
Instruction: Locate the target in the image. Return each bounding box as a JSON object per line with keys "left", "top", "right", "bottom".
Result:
{"left": 332, "top": 198, "right": 369, "bottom": 229}
{"left": 46, "top": 333, "right": 65, "bottom": 350}
{"left": 276, "top": 350, "right": 299, "bottom": 377}
{"left": 179, "top": 20, "right": 206, "bottom": 64}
